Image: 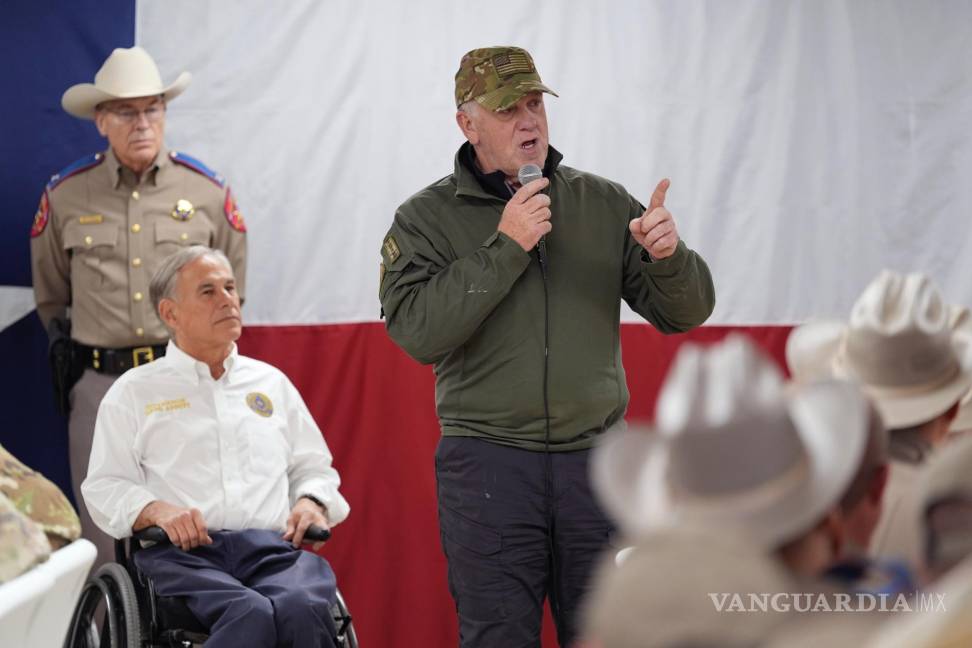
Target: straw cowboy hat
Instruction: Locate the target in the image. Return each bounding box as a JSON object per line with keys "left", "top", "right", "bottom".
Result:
{"left": 591, "top": 334, "right": 870, "bottom": 549}
{"left": 61, "top": 47, "right": 191, "bottom": 120}
{"left": 583, "top": 528, "right": 795, "bottom": 648}
{"left": 786, "top": 271, "right": 972, "bottom": 429}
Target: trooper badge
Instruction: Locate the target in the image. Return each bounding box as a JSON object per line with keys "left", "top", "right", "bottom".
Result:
{"left": 172, "top": 199, "right": 195, "bottom": 221}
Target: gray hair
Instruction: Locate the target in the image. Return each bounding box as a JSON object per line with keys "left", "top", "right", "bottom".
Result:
{"left": 458, "top": 100, "right": 481, "bottom": 117}
{"left": 150, "top": 246, "right": 232, "bottom": 317}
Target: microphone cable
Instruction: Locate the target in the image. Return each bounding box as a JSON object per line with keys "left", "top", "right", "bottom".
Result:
{"left": 516, "top": 164, "right": 562, "bottom": 641}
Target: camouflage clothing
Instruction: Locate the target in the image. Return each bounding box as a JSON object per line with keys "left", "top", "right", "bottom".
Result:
{"left": 454, "top": 46, "right": 558, "bottom": 111}
{"left": 0, "top": 444, "right": 80, "bottom": 548}
{"left": 0, "top": 492, "right": 51, "bottom": 584}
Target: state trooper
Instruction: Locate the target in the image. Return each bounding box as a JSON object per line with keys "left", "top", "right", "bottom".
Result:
{"left": 30, "top": 46, "right": 247, "bottom": 567}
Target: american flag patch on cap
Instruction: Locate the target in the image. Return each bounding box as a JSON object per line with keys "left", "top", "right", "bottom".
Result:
{"left": 493, "top": 50, "right": 534, "bottom": 78}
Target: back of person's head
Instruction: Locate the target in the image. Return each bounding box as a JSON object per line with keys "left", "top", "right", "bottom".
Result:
{"left": 592, "top": 334, "right": 870, "bottom": 576}
{"left": 581, "top": 528, "right": 795, "bottom": 648}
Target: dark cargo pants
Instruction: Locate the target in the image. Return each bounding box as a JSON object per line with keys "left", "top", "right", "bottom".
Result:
{"left": 435, "top": 436, "right": 614, "bottom": 648}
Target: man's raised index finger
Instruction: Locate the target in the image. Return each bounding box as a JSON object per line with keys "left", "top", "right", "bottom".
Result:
{"left": 648, "top": 178, "right": 670, "bottom": 210}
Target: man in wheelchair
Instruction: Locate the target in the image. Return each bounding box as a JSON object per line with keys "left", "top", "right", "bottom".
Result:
{"left": 81, "top": 245, "right": 350, "bottom": 648}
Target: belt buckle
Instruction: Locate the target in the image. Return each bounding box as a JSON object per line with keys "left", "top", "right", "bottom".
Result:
{"left": 132, "top": 346, "right": 155, "bottom": 367}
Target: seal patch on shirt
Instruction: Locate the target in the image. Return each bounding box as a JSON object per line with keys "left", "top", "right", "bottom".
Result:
{"left": 246, "top": 392, "right": 273, "bottom": 417}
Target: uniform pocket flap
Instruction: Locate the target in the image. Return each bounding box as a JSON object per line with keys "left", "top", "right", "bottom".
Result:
{"left": 62, "top": 223, "right": 118, "bottom": 251}
{"left": 155, "top": 221, "right": 210, "bottom": 245}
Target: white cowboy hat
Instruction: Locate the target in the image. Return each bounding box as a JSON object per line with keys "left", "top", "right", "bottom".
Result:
{"left": 591, "top": 334, "right": 870, "bottom": 549}
{"left": 786, "top": 271, "right": 972, "bottom": 429}
{"left": 61, "top": 47, "right": 191, "bottom": 120}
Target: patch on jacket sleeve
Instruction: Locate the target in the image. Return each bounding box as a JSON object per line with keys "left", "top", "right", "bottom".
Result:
{"left": 382, "top": 235, "right": 401, "bottom": 264}
{"left": 223, "top": 187, "right": 246, "bottom": 232}
{"left": 30, "top": 191, "right": 50, "bottom": 238}
{"left": 169, "top": 151, "right": 226, "bottom": 188}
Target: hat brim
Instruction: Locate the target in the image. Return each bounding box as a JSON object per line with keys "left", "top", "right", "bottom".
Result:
{"left": 61, "top": 71, "right": 191, "bottom": 120}
{"left": 476, "top": 79, "right": 558, "bottom": 112}
{"left": 871, "top": 371, "right": 972, "bottom": 429}
{"left": 792, "top": 320, "right": 972, "bottom": 429}
{"left": 785, "top": 319, "right": 846, "bottom": 382}
{"left": 592, "top": 382, "right": 868, "bottom": 549}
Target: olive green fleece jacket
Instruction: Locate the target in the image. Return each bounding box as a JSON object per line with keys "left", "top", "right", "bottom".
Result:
{"left": 379, "top": 146, "right": 715, "bottom": 451}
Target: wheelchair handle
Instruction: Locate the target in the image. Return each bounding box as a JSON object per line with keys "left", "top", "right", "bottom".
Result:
{"left": 133, "top": 524, "right": 332, "bottom": 544}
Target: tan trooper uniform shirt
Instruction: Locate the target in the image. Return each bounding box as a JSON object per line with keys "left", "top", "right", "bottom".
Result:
{"left": 30, "top": 146, "right": 247, "bottom": 348}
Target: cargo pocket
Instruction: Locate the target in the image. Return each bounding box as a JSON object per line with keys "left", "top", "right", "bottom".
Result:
{"left": 437, "top": 504, "right": 509, "bottom": 622}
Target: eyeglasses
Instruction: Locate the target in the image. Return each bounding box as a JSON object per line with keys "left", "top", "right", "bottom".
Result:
{"left": 102, "top": 104, "right": 166, "bottom": 125}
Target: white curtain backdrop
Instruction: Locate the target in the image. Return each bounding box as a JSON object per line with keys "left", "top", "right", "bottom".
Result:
{"left": 137, "top": 0, "right": 972, "bottom": 326}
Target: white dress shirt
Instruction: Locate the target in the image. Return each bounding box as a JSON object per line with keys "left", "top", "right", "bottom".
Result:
{"left": 82, "top": 341, "right": 350, "bottom": 539}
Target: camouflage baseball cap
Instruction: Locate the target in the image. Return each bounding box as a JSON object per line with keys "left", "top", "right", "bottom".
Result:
{"left": 455, "top": 46, "right": 558, "bottom": 112}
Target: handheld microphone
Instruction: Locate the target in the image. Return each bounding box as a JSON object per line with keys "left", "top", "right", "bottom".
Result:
{"left": 517, "top": 164, "right": 548, "bottom": 272}
{"left": 517, "top": 163, "right": 543, "bottom": 187}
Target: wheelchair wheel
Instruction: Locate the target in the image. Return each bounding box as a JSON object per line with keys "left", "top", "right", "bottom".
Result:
{"left": 331, "top": 589, "right": 358, "bottom": 648}
{"left": 65, "top": 563, "right": 142, "bottom": 648}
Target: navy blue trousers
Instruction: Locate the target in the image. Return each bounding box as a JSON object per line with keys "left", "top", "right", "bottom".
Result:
{"left": 134, "top": 529, "right": 337, "bottom": 648}
{"left": 435, "top": 437, "right": 614, "bottom": 648}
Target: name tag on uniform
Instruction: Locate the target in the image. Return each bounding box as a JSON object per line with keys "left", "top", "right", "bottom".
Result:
{"left": 79, "top": 214, "right": 104, "bottom": 225}
{"left": 144, "top": 398, "right": 190, "bottom": 416}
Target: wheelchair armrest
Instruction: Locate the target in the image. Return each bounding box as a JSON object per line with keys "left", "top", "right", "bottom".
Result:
{"left": 304, "top": 525, "right": 332, "bottom": 542}
{"left": 133, "top": 526, "right": 170, "bottom": 544}
{"left": 132, "top": 524, "right": 331, "bottom": 544}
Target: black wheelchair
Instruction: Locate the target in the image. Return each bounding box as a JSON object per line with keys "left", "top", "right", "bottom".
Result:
{"left": 64, "top": 525, "right": 358, "bottom": 648}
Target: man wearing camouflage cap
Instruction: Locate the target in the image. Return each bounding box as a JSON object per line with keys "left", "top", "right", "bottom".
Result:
{"left": 379, "top": 46, "right": 715, "bottom": 646}
{"left": 30, "top": 46, "right": 248, "bottom": 569}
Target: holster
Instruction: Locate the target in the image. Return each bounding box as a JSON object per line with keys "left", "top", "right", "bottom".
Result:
{"left": 47, "top": 317, "right": 83, "bottom": 416}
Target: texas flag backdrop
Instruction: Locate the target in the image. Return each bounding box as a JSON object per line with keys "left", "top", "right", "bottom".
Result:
{"left": 2, "top": 2, "right": 971, "bottom": 646}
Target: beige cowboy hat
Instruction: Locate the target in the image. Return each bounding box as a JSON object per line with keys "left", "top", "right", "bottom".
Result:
{"left": 786, "top": 271, "right": 972, "bottom": 429}
{"left": 592, "top": 334, "right": 870, "bottom": 549}
{"left": 61, "top": 47, "right": 191, "bottom": 120}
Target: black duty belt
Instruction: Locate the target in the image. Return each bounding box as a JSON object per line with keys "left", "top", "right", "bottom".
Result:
{"left": 74, "top": 343, "right": 167, "bottom": 375}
